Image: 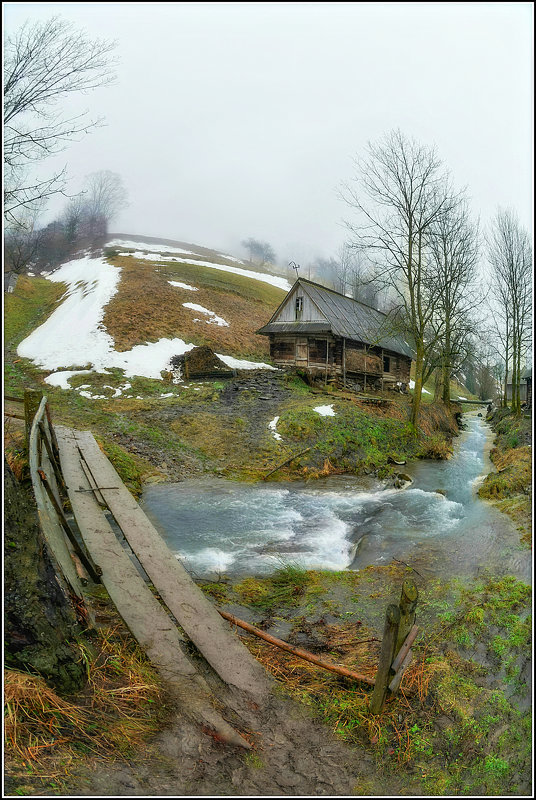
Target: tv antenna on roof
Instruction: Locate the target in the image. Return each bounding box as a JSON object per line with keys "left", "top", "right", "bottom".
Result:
{"left": 289, "top": 261, "right": 300, "bottom": 279}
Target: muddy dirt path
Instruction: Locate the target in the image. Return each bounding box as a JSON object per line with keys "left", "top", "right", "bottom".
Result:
{"left": 60, "top": 686, "right": 395, "bottom": 797}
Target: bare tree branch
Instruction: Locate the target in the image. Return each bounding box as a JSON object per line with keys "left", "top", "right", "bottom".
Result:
{"left": 3, "top": 16, "right": 117, "bottom": 222}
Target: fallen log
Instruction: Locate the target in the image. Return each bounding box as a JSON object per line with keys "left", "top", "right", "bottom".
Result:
{"left": 218, "top": 609, "right": 375, "bottom": 686}
{"left": 263, "top": 447, "right": 311, "bottom": 480}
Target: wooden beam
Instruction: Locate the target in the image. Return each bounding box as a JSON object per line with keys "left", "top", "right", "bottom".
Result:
{"left": 28, "top": 399, "right": 83, "bottom": 598}
{"left": 389, "top": 649, "right": 413, "bottom": 693}
{"left": 396, "top": 579, "right": 418, "bottom": 654}
{"left": 218, "top": 609, "right": 375, "bottom": 686}
{"left": 55, "top": 426, "right": 251, "bottom": 749}
{"left": 391, "top": 624, "right": 419, "bottom": 673}
{"left": 24, "top": 388, "right": 43, "bottom": 447}
{"left": 370, "top": 604, "right": 400, "bottom": 714}
{"left": 263, "top": 447, "right": 311, "bottom": 480}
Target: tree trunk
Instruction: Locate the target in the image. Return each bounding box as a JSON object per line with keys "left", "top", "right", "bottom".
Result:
{"left": 503, "top": 330, "right": 509, "bottom": 407}
{"left": 442, "top": 324, "right": 451, "bottom": 407}
{"left": 4, "top": 460, "right": 86, "bottom": 693}
{"left": 433, "top": 368, "right": 442, "bottom": 403}
{"left": 410, "top": 345, "right": 424, "bottom": 429}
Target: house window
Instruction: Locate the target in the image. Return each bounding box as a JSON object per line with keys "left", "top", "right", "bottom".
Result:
{"left": 295, "top": 296, "right": 303, "bottom": 320}
{"left": 383, "top": 355, "right": 390, "bottom": 373}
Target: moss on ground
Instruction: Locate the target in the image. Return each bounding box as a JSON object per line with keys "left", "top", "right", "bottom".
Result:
{"left": 216, "top": 566, "right": 531, "bottom": 796}
{"left": 272, "top": 396, "right": 457, "bottom": 480}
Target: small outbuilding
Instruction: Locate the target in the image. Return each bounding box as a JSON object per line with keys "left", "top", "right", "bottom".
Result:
{"left": 505, "top": 367, "right": 532, "bottom": 405}
{"left": 256, "top": 278, "right": 414, "bottom": 391}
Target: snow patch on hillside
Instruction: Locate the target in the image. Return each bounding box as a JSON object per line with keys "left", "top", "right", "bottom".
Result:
{"left": 17, "top": 255, "right": 276, "bottom": 385}
{"left": 314, "top": 404, "right": 336, "bottom": 417}
{"left": 218, "top": 253, "right": 246, "bottom": 264}
{"left": 409, "top": 380, "right": 432, "bottom": 395}
{"left": 44, "top": 369, "right": 92, "bottom": 389}
{"left": 107, "top": 238, "right": 196, "bottom": 255}
{"left": 219, "top": 355, "right": 275, "bottom": 370}
{"left": 182, "top": 302, "right": 229, "bottom": 326}
{"left": 115, "top": 249, "right": 291, "bottom": 291}
{"left": 168, "top": 280, "right": 198, "bottom": 291}
{"left": 268, "top": 416, "right": 282, "bottom": 440}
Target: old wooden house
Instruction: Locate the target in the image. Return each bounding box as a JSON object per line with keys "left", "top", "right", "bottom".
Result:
{"left": 257, "top": 278, "right": 414, "bottom": 390}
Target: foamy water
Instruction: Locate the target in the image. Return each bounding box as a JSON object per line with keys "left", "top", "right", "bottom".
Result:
{"left": 141, "top": 414, "right": 531, "bottom": 582}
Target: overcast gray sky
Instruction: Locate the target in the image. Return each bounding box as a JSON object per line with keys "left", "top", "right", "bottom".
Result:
{"left": 4, "top": 1, "right": 533, "bottom": 265}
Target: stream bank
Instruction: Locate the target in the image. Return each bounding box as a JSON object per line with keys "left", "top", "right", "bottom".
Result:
{"left": 4, "top": 400, "right": 532, "bottom": 797}
{"left": 478, "top": 406, "right": 532, "bottom": 547}
{"left": 141, "top": 410, "right": 530, "bottom": 584}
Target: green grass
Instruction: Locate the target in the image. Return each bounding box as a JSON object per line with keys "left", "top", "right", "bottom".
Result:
{"left": 230, "top": 569, "right": 531, "bottom": 797}
{"left": 4, "top": 276, "right": 66, "bottom": 348}
{"left": 4, "top": 276, "right": 66, "bottom": 395}
{"left": 234, "top": 564, "right": 314, "bottom": 610}
{"left": 275, "top": 401, "right": 447, "bottom": 475}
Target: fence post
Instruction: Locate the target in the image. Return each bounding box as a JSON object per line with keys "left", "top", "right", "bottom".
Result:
{"left": 24, "top": 389, "right": 43, "bottom": 448}
{"left": 370, "top": 603, "right": 400, "bottom": 714}
{"left": 396, "top": 578, "right": 418, "bottom": 654}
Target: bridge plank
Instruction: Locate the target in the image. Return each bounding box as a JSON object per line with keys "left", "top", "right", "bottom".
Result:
{"left": 55, "top": 426, "right": 252, "bottom": 748}
{"left": 72, "top": 429, "right": 272, "bottom": 699}
{"left": 55, "top": 426, "right": 198, "bottom": 681}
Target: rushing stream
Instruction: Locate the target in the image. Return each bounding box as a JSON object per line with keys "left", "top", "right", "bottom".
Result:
{"left": 141, "top": 412, "right": 531, "bottom": 583}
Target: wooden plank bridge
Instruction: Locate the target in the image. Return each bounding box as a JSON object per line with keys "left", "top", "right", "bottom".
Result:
{"left": 12, "top": 388, "right": 421, "bottom": 745}
{"left": 23, "top": 392, "right": 273, "bottom": 748}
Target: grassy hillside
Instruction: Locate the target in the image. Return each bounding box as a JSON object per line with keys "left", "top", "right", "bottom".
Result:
{"left": 4, "top": 276, "right": 66, "bottom": 395}
{"left": 3, "top": 241, "right": 469, "bottom": 490}
{"left": 103, "top": 251, "right": 284, "bottom": 358}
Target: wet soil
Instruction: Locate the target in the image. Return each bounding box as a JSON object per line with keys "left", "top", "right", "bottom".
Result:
{"left": 59, "top": 688, "right": 391, "bottom": 797}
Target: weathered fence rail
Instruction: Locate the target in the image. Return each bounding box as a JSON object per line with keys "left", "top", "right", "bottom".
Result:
{"left": 370, "top": 578, "right": 420, "bottom": 713}
{"left": 27, "top": 392, "right": 87, "bottom": 600}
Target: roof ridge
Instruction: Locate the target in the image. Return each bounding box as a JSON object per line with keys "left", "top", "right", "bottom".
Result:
{"left": 297, "top": 277, "right": 387, "bottom": 317}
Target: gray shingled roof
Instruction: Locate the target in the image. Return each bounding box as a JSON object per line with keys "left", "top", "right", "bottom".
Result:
{"left": 257, "top": 279, "right": 414, "bottom": 359}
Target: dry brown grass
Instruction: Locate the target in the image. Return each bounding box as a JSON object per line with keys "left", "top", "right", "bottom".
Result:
{"left": 102, "top": 256, "right": 275, "bottom": 359}
{"left": 4, "top": 423, "right": 27, "bottom": 480}
{"left": 238, "top": 626, "right": 440, "bottom": 759}
{"left": 170, "top": 412, "right": 249, "bottom": 462}
{"left": 4, "top": 626, "right": 166, "bottom": 772}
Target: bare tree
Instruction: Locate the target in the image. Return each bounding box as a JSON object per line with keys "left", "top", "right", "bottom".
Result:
{"left": 60, "top": 195, "right": 87, "bottom": 244}
{"left": 240, "top": 237, "right": 276, "bottom": 265}
{"left": 80, "top": 170, "right": 128, "bottom": 239}
{"left": 341, "top": 129, "right": 459, "bottom": 427}
{"left": 310, "top": 256, "right": 339, "bottom": 287}
{"left": 487, "top": 209, "right": 532, "bottom": 414}
{"left": 4, "top": 206, "right": 43, "bottom": 274}
{"left": 427, "top": 201, "right": 480, "bottom": 406}
{"left": 3, "top": 16, "right": 117, "bottom": 223}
